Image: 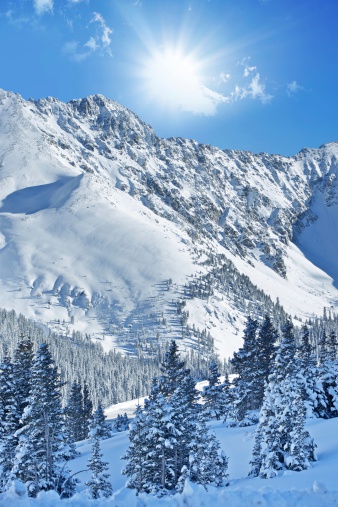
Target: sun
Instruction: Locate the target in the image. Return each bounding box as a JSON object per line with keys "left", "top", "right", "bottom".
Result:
{"left": 141, "top": 47, "right": 204, "bottom": 111}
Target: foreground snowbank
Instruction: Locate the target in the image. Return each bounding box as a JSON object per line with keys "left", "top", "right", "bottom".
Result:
{"left": 1, "top": 480, "right": 338, "bottom": 507}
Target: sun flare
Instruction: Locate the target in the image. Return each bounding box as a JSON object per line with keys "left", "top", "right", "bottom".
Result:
{"left": 142, "top": 47, "right": 203, "bottom": 110}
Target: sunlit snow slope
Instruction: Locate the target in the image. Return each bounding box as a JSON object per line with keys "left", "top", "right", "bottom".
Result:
{"left": 1, "top": 88, "right": 338, "bottom": 357}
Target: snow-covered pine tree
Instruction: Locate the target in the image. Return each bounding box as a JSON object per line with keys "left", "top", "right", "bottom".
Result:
{"left": 123, "top": 340, "right": 228, "bottom": 495}
{"left": 250, "top": 321, "right": 316, "bottom": 478}
{"left": 13, "top": 337, "right": 34, "bottom": 422}
{"left": 318, "top": 330, "right": 338, "bottom": 418}
{"left": 0, "top": 356, "right": 20, "bottom": 490}
{"left": 86, "top": 431, "right": 113, "bottom": 499}
{"left": 285, "top": 387, "right": 316, "bottom": 471}
{"left": 122, "top": 404, "right": 149, "bottom": 493}
{"left": 256, "top": 315, "right": 277, "bottom": 406}
{"left": 158, "top": 340, "right": 186, "bottom": 397}
{"left": 297, "top": 325, "right": 326, "bottom": 418}
{"left": 82, "top": 383, "right": 93, "bottom": 440}
{"left": 179, "top": 414, "right": 228, "bottom": 491}
{"left": 141, "top": 380, "right": 179, "bottom": 494}
{"left": 113, "top": 413, "right": 129, "bottom": 432}
{"left": 88, "top": 402, "right": 112, "bottom": 441}
{"left": 65, "top": 381, "right": 83, "bottom": 442}
{"left": 203, "top": 360, "right": 228, "bottom": 420}
{"left": 10, "top": 343, "right": 74, "bottom": 497}
{"left": 170, "top": 370, "right": 200, "bottom": 487}
{"left": 231, "top": 317, "right": 260, "bottom": 424}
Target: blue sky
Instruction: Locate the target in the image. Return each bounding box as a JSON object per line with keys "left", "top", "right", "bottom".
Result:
{"left": 0, "top": 0, "right": 337, "bottom": 156}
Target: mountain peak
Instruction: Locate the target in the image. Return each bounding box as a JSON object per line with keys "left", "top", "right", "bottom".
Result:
{"left": 1, "top": 89, "right": 338, "bottom": 358}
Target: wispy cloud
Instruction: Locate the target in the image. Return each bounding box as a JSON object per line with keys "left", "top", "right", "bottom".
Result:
{"left": 287, "top": 80, "right": 304, "bottom": 96}
{"left": 90, "top": 12, "right": 113, "bottom": 52}
{"left": 231, "top": 73, "right": 272, "bottom": 104}
{"left": 63, "top": 11, "right": 113, "bottom": 62}
{"left": 0, "top": 9, "right": 34, "bottom": 26}
{"left": 243, "top": 65, "right": 257, "bottom": 77}
{"left": 33, "top": 0, "right": 53, "bottom": 15}
{"left": 219, "top": 72, "right": 231, "bottom": 83}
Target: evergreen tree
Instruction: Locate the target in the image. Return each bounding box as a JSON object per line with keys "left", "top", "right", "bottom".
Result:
{"left": 11, "top": 343, "right": 74, "bottom": 497}
{"left": 203, "top": 361, "right": 228, "bottom": 420}
{"left": 317, "top": 330, "right": 338, "bottom": 418}
{"left": 158, "top": 340, "right": 186, "bottom": 397}
{"left": 249, "top": 325, "right": 316, "bottom": 479}
{"left": 13, "top": 337, "right": 34, "bottom": 421}
{"left": 179, "top": 415, "right": 228, "bottom": 491}
{"left": 142, "top": 381, "right": 179, "bottom": 494}
{"left": 123, "top": 341, "right": 228, "bottom": 495}
{"left": 285, "top": 388, "right": 316, "bottom": 471}
{"left": 0, "top": 356, "right": 20, "bottom": 490}
{"left": 86, "top": 433, "right": 113, "bottom": 499}
{"left": 297, "top": 326, "right": 326, "bottom": 418}
{"left": 328, "top": 330, "right": 338, "bottom": 362}
{"left": 122, "top": 405, "right": 149, "bottom": 493}
{"left": 256, "top": 315, "right": 277, "bottom": 406}
{"left": 65, "top": 381, "right": 83, "bottom": 442}
{"left": 231, "top": 317, "right": 260, "bottom": 424}
{"left": 88, "top": 402, "right": 112, "bottom": 440}
{"left": 113, "top": 413, "right": 129, "bottom": 432}
{"left": 82, "top": 383, "right": 93, "bottom": 440}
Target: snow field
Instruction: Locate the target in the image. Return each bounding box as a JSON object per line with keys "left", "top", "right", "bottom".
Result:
{"left": 1, "top": 416, "right": 338, "bottom": 506}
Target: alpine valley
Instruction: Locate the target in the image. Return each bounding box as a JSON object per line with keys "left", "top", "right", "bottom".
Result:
{"left": 1, "top": 88, "right": 338, "bottom": 361}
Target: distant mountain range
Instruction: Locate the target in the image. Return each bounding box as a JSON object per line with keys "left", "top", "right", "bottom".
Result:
{"left": 0, "top": 88, "right": 337, "bottom": 358}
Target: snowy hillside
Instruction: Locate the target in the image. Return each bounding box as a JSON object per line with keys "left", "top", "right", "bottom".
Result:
{"left": 1, "top": 88, "right": 338, "bottom": 358}
{"left": 1, "top": 403, "right": 338, "bottom": 506}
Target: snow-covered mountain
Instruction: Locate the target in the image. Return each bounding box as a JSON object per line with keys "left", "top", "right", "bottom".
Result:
{"left": 0, "top": 88, "right": 338, "bottom": 358}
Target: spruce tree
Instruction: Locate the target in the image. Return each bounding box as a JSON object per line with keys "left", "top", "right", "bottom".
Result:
{"left": 318, "top": 330, "right": 338, "bottom": 418}
{"left": 179, "top": 415, "right": 228, "bottom": 490}
{"left": 142, "top": 381, "right": 179, "bottom": 494}
{"left": 11, "top": 343, "right": 74, "bottom": 497}
{"left": 285, "top": 387, "right": 316, "bottom": 471}
{"left": 0, "top": 356, "right": 20, "bottom": 490}
{"left": 86, "top": 433, "right": 113, "bottom": 499}
{"left": 158, "top": 340, "right": 186, "bottom": 397}
{"left": 82, "top": 383, "right": 93, "bottom": 440}
{"left": 13, "top": 337, "right": 34, "bottom": 421}
{"left": 113, "top": 413, "right": 129, "bottom": 432}
{"left": 203, "top": 361, "right": 228, "bottom": 420}
{"left": 250, "top": 324, "right": 316, "bottom": 479}
{"left": 123, "top": 340, "right": 228, "bottom": 495}
{"left": 88, "top": 402, "right": 112, "bottom": 440}
{"left": 297, "top": 326, "right": 326, "bottom": 418}
{"left": 122, "top": 405, "right": 149, "bottom": 493}
{"left": 231, "top": 317, "right": 260, "bottom": 424}
{"left": 65, "top": 381, "right": 83, "bottom": 442}
{"left": 256, "top": 315, "right": 277, "bottom": 406}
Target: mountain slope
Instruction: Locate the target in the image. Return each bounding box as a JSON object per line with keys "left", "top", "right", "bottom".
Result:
{"left": 0, "top": 88, "right": 338, "bottom": 358}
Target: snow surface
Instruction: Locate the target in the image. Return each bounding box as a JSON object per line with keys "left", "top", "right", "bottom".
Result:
{"left": 1, "top": 89, "right": 338, "bottom": 359}
{"left": 1, "top": 397, "right": 338, "bottom": 506}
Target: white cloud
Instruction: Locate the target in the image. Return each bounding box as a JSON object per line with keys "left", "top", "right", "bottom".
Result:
{"left": 63, "top": 11, "right": 113, "bottom": 62}
{"left": 243, "top": 65, "right": 257, "bottom": 77}
{"left": 33, "top": 0, "right": 53, "bottom": 15}
{"left": 84, "top": 37, "right": 99, "bottom": 52}
{"left": 219, "top": 72, "right": 231, "bottom": 83}
{"left": 90, "top": 12, "right": 113, "bottom": 50}
{"left": 231, "top": 72, "right": 273, "bottom": 104}
{"left": 287, "top": 80, "right": 303, "bottom": 96}
{"left": 249, "top": 73, "right": 273, "bottom": 103}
